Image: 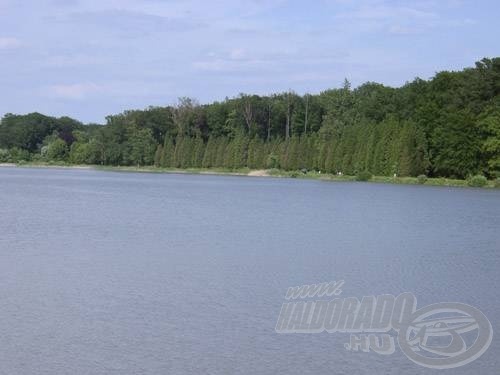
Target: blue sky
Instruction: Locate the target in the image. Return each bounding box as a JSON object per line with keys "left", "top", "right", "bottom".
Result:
{"left": 0, "top": 0, "right": 498, "bottom": 123}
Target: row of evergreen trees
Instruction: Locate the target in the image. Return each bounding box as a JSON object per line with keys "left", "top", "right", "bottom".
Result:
{"left": 154, "top": 117, "right": 428, "bottom": 176}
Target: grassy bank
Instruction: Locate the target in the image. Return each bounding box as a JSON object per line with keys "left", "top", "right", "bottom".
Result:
{"left": 268, "top": 169, "right": 500, "bottom": 188}
{"left": 4, "top": 161, "right": 500, "bottom": 189}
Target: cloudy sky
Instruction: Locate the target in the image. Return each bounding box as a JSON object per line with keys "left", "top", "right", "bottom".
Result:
{"left": 0, "top": 0, "right": 498, "bottom": 123}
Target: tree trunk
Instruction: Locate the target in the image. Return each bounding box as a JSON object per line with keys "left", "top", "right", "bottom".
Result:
{"left": 267, "top": 101, "right": 272, "bottom": 142}
{"left": 285, "top": 92, "right": 291, "bottom": 140}
{"left": 243, "top": 98, "right": 253, "bottom": 133}
{"left": 304, "top": 94, "right": 309, "bottom": 135}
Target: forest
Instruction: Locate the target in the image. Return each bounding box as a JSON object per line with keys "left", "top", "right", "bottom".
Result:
{"left": 0, "top": 58, "right": 499, "bottom": 179}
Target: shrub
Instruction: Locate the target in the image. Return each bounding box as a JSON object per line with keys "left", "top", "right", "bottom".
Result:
{"left": 266, "top": 153, "right": 279, "bottom": 169}
{"left": 8, "top": 147, "right": 31, "bottom": 163}
{"left": 468, "top": 175, "right": 488, "bottom": 188}
{"left": 31, "top": 153, "right": 43, "bottom": 162}
{"left": 0, "top": 149, "right": 11, "bottom": 163}
{"left": 288, "top": 171, "right": 300, "bottom": 178}
{"left": 417, "top": 174, "right": 427, "bottom": 184}
{"left": 356, "top": 170, "right": 372, "bottom": 181}
{"left": 494, "top": 178, "right": 500, "bottom": 188}
{"left": 45, "top": 139, "right": 69, "bottom": 161}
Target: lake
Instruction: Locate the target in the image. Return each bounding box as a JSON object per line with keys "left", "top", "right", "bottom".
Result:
{"left": 0, "top": 167, "right": 499, "bottom": 374}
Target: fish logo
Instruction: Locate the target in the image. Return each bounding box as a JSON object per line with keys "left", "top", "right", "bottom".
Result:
{"left": 398, "top": 302, "right": 493, "bottom": 369}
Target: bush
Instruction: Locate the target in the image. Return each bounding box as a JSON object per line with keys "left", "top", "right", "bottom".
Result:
{"left": 69, "top": 141, "right": 98, "bottom": 164}
{"left": 266, "top": 153, "right": 279, "bottom": 169}
{"left": 0, "top": 149, "right": 9, "bottom": 162}
{"left": 45, "top": 139, "right": 69, "bottom": 161}
{"left": 494, "top": 178, "right": 500, "bottom": 188}
{"left": 417, "top": 174, "right": 427, "bottom": 184}
{"left": 468, "top": 175, "right": 488, "bottom": 188}
{"left": 288, "top": 171, "right": 300, "bottom": 178}
{"left": 356, "top": 170, "right": 372, "bottom": 181}
{"left": 8, "top": 147, "right": 31, "bottom": 163}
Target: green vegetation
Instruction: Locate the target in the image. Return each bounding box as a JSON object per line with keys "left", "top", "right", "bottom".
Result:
{"left": 417, "top": 174, "right": 428, "bottom": 184}
{"left": 468, "top": 175, "right": 488, "bottom": 188}
{"left": 6, "top": 161, "right": 500, "bottom": 188}
{"left": 1, "top": 58, "right": 499, "bottom": 187}
{"left": 356, "top": 171, "right": 373, "bottom": 182}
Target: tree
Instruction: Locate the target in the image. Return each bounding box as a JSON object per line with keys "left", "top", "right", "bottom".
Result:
{"left": 171, "top": 97, "right": 199, "bottom": 136}
{"left": 70, "top": 141, "right": 97, "bottom": 164}
{"left": 124, "top": 126, "right": 156, "bottom": 166}
{"left": 45, "top": 138, "right": 69, "bottom": 161}
{"left": 431, "top": 110, "right": 481, "bottom": 178}
{"left": 161, "top": 136, "right": 175, "bottom": 167}
{"left": 154, "top": 145, "right": 163, "bottom": 167}
{"left": 0, "top": 57, "right": 497, "bottom": 179}
{"left": 479, "top": 98, "right": 500, "bottom": 177}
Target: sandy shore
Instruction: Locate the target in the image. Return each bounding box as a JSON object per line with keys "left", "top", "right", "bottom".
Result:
{"left": 0, "top": 163, "right": 92, "bottom": 169}
{"left": 247, "top": 170, "right": 270, "bottom": 177}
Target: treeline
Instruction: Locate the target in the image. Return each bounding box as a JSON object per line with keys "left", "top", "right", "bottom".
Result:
{"left": 1, "top": 58, "right": 499, "bottom": 178}
{"left": 154, "top": 119, "right": 428, "bottom": 177}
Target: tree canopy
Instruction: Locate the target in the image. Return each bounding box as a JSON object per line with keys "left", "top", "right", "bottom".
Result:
{"left": 1, "top": 58, "right": 499, "bottom": 178}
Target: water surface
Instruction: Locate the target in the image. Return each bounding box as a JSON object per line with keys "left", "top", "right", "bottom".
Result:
{"left": 0, "top": 167, "right": 499, "bottom": 374}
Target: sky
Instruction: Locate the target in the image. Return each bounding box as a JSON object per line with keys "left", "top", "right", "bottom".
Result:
{"left": 0, "top": 0, "right": 498, "bottom": 123}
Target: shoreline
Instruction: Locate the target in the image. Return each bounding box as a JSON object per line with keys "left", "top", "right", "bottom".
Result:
{"left": 1, "top": 162, "right": 498, "bottom": 189}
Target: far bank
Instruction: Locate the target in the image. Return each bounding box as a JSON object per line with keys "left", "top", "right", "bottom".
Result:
{"left": 2, "top": 162, "right": 499, "bottom": 189}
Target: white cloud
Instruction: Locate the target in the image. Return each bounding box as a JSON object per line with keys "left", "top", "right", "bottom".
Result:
{"left": 0, "top": 37, "right": 21, "bottom": 49}
{"left": 192, "top": 59, "right": 256, "bottom": 72}
{"left": 336, "top": 5, "right": 437, "bottom": 21}
{"left": 330, "top": 0, "right": 474, "bottom": 35}
{"left": 333, "top": 3, "right": 439, "bottom": 32}
{"left": 46, "top": 83, "right": 103, "bottom": 99}
{"left": 229, "top": 48, "right": 246, "bottom": 60}
{"left": 0, "top": 0, "right": 495, "bottom": 123}
{"left": 43, "top": 54, "right": 107, "bottom": 68}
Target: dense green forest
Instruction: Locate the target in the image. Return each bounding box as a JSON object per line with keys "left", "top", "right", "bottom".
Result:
{"left": 1, "top": 58, "right": 499, "bottom": 179}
